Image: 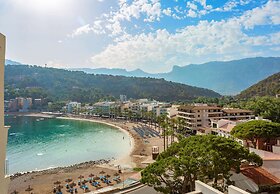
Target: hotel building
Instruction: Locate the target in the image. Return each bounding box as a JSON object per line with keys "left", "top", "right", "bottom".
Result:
{"left": 0, "top": 33, "right": 10, "bottom": 193}
{"left": 178, "top": 104, "right": 223, "bottom": 131}
{"left": 178, "top": 104, "right": 254, "bottom": 132}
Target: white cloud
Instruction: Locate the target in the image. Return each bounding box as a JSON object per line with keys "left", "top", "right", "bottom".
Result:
{"left": 70, "top": 0, "right": 163, "bottom": 37}
{"left": 238, "top": 0, "right": 280, "bottom": 29}
{"left": 194, "top": 0, "right": 212, "bottom": 10}
{"left": 163, "top": 8, "right": 172, "bottom": 16}
{"left": 90, "top": 0, "right": 280, "bottom": 73}
{"left": 70, "top": 24, "right": 92, "bottom": 37}
{"left": 187, "top": 9, "right": 197, "bottom": 18}
{"left": 187, "top": 2, "right": 198, "bottom": 10}
{"left": 69, "top": 20, "right": 106, "bottom": 37}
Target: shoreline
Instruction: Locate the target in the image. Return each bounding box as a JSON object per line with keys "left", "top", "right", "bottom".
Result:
{"left": 57, "top": 116, "right": 136, "bottom": 160}
{"left": 7, "top": 112, "right": 163, "bottom": 193}
{"left": 7, "top": 112, "right": 138, "bottom": 174}
{"left": 9, "top": 159, "right": 111, "bottom": 180}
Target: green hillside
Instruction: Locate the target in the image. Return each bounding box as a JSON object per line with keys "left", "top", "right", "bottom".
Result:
{"left": 238, "top": 72, "right": 280, "bottom": 98}
{"left": 4, "top": 65, "right": 220, "bottom": 102}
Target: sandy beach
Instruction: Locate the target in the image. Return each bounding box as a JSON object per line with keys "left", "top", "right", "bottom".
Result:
{"left": 8, "top": 113, "right": 164, "bottom": 193}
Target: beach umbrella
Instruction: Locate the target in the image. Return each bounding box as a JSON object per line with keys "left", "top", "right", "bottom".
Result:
{"left": 78, "top": 175, "right": 84, "bottom": 183}
{"left": 93, "top": 176, "right": 100, "bottom": 181}
{"left": 69, "top": 182, "right": 77, "bottom": 187}
{"left": 78, "top": 175, "right": 84, "bottom": 179}
{"left": 10, "top": 190, "right": 19, "bottom": 194}
{"left": 89, "top": 173, "right": 94, "bottom": 182}
{"left": 54, "top": 180, "right": 61, "bottom": 185}
{"left": 65, "top": 178, "right": 73, "bottom": 183}
{"left": 99, "top": 170, "right": 105, "bottom": 174}
{"left": 25, "top": 185, "right": 33, "bottom": 193}
{"left": 106, "top": 174, "right": 111, "bottom": 178}
{"left": 56, "top": 185, "right": 64, "bottom": 189}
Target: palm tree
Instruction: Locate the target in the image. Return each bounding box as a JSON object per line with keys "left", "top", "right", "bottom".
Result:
{"left": 177, "top": 117, "right": 187, "bottom": 137}
{"left": 170, "top": 118, "right": 178, "bottom": 144}
{"left": 156, "top": 116, "right": 162, "bottom": 133}
{"left": 127, "top": 110, "right": 133, "bottom": 121}
{"left": 159, "top": 114, "right": 169, "bottom": 151}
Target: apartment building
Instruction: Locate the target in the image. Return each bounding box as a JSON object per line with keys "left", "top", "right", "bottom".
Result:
{"left": 178, "top": 104, "right": 223, "bottom": 131}
{"left": 67, "top": 101, "right": 82, "bottom": 113}
{"left": 0, "top": 33, "right": 10, "bottom": 193}
{"left": 177, "top": 104, "right": 254, "bottom": 131}
{"left": 92, "top": 101, "right": 117, "bottom": 116}
{"left": 222, "top": 108, "right": 254, "bottom": 120}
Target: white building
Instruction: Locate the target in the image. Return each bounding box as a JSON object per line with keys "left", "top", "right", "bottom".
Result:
{"left": 177, "top": 104, "right": 254, "bottom": 132}
{"left": 67, "top": 101, "right": 81, "bottom": 113}
{"left": 119, "top": 94, "right": 127, "bottom": 102}
{"left": 92, "top": 101, "right": 116, "bottom": 116}
{"left": 0, "top": 33, "right": 10, "bottom": 193}
{"left": 188, "top": 180, "right": 250, "bottom": 194}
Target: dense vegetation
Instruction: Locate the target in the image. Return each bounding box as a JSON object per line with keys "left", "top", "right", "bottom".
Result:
{"left": 230, "top": 120, "right": 280, "bottom": 149}
{"left": 4, "top": 65, "right": 220, "bottom": 103}
{"left": 231, "top": 120, "right": 280, "bottom": 148}
{"left": 193, "top": 96, "right": 280, "bottom": 123}
{"left": 141, "top": 135, "right": 262, "bottom": 193}
{"left": 238, "top": 72, "right": 280, "bottom": 99}
{"left": 230, "top": 97, "right": 280, "bottom": 123}
{"left": 8, "top": 57, "right": 280, "bottom": 95}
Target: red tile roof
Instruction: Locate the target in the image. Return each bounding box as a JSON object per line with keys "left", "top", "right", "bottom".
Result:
{"left": 241, "top": 167, "right": 280, "bottom": 185}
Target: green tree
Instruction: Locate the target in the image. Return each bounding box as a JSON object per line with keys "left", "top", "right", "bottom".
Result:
{"left": 141, "top": 135, "right": 262, "bottom": 194}
{"left": 230, "top": 97, "right": 280, "bottom": 123}
{"left": 231, "top": 120, "right": 280, "bottom": 148}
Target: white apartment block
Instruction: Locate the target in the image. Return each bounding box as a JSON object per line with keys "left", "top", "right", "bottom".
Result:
{"left": 0, "top": 33, "right": 10, "bottom": 193}
{"left": 178, "top": 104, "right": 254, "bottom": 131}
{"left": 119, "top": 94, "right": 127, "bottom": 102}
{"left": 92, "top": 101, "right": 116, "bottom": 116}
{"left": 178, "top": 104, "right": 223, "bottom": 131}
{"left": 67, "top": 101, "right": 82, "bottom": 113}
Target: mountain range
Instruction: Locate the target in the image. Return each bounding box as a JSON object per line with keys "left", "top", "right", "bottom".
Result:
{"left": 70, "top": 57, "right": 280, "bottom": 95}
{"left": 6, "top": 57, "right": 280, "bottom": 95}
{"left": 4, "top": 65, "right": 220, "bottom": 102}
{"left": 238, "top": 72, "right": 280, "bottom": 99}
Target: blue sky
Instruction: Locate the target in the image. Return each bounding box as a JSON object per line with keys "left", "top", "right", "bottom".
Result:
{"left": 0, "top": 0, "right": 279, "bottom": 73}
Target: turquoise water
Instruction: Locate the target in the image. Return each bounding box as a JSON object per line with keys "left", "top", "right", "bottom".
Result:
{"left": 5, "top": 116, "right": 132, "bottom": 174}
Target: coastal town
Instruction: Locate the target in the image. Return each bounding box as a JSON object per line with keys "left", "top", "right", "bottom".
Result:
{"left": 3, "top": 93, "right": 280, "bottom": 193}
{"left": 1, "top": 0, "right": 280, "bottom": 193}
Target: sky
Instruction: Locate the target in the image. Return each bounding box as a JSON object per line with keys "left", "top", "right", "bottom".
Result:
{"left": 0, "top": 0, "right": 279, "bottom": 73}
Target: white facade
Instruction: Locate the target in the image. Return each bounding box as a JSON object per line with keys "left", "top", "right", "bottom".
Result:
{"left": 119, "top": 94, "right": 127, "bottom": 102}
{"left": 188, "top": 181, "right": 250, "bottom": 194}
{"left": 67, "top": 101, "right": 81, "bottom": 113}
{"left": 0, "top": 33, "right": 10, "bottom": 193}
{"left": 92, "top": 101, "right": 116, "bottom": 116}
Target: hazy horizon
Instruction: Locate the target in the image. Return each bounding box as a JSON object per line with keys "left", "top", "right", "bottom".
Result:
{"left": 1, "top": 0, "right": 280, "bottom": 73}
{"left": 5, "top": 56, "right": 280, "bottom": 74}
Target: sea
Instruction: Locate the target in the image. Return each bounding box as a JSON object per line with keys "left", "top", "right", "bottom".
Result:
{"left": 5, "top": 115, "right": 132, "bottom": 175}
